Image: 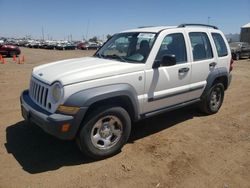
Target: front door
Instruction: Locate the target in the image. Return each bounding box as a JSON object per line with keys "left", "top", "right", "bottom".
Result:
{"left": 143, "top": 32, "right": 193, "bottom": 114}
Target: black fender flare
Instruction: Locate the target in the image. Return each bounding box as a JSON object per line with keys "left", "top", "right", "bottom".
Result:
{"left": 202, "top": 67, "right": 229, "bottom": 98}
{"left": 64, "top": 84, "right": 140, "bottom": 120}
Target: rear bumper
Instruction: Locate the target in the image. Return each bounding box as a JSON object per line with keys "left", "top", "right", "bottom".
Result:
{"left": 20, "top": 90, "right": 87, "bottom": 140}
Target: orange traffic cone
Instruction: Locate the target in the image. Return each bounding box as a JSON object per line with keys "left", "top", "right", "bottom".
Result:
{"left": 21, "top": 55, "right": 25, "bottom": 63}
{"left": 13, "top": 54, "right": 17, "bottom": 62}
{"left": 0, "top": 54, "right": 2, "bottom": 62}
{"left": 2, "top": 58, "right": 6, "bottom": 64}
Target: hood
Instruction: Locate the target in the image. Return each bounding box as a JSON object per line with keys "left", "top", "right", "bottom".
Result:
{"left": 32, "top": 57, "right": 144, "bottom": 85}
{"left": 2, "top": 44, "right": 19, "bottom": 50}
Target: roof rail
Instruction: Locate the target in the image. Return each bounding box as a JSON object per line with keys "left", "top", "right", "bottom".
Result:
{"left": 178, "top": 23, "right": 218, "bottom": 29}
{"left": 138, "top": 26, "right": 155, "bottom": 28}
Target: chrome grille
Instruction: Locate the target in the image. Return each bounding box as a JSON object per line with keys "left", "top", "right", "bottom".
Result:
{"left": 29, "top": 78, "right": 49, "bottom": 109}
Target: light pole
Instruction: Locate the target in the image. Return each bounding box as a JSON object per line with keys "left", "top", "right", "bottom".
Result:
{"left": 42, "top": 26, "right": 44, "bottom": 41}
{"left": 207, "top": 17, "right": 211, "bottom": 25}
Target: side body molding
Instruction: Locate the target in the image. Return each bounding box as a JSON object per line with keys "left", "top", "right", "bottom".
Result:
{"left": 64, "top": 84, "right": 140, "bottom": 120}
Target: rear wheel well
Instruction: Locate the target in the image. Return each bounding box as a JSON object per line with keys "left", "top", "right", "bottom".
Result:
{"left": 83, "top": 96, "right": 136, "bottom": 123}
{"left": 213, "top": 75, "right": 228, "bottom": 90}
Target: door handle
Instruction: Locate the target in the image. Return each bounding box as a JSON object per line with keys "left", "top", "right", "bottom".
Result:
{"left": 209, "top": 62, "right": 217, "bottom": 67}
{"left": 179, "top": 67, "right": 190, "bottom": 73}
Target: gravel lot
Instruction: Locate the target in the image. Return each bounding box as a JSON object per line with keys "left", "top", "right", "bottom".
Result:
{"left": 0, "top": 47, "right": 250, "bottom": 188}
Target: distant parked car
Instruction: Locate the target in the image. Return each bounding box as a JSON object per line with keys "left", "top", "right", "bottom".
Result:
{"left": 56, "top": 43, "right": 77, "bottom": 50}
{"left": 77, "top": 42, "right": 89, "bottom": 50}
{"left": 77, "top": 42, "right": 100, "bottom": 50}
{"left": 88, "top": 42, "right": 101, "bottom": 50}
{"left": 0, "top": 44, "right": 21, "bottom": 57}
{"left": 42, "top": 42, "right": 57, "bottom": 50}
{"left": 229, "top": 42, "right": 250, "bottom": 60}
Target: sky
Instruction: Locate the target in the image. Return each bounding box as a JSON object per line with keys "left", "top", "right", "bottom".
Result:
{"left": 0, "top": 0, "right": 250, "bottom": 40}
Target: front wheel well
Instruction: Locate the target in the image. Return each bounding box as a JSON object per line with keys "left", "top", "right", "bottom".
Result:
{"left": 83, "top": 96, "right": 136, "bottom": 123}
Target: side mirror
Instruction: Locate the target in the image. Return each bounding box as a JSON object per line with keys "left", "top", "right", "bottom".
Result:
{"left": 153, "top": 54, "right": 176, "bottom": 68}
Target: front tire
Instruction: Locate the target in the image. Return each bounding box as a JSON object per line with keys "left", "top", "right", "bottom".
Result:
{"left": 8, "top": 51, "right": 16, "bottom": 57}
{"left": 199, "top": 83, "right": 224, "bottom": 114}
{"left": 77, "top": 106, "right": 131, "bottom": 159}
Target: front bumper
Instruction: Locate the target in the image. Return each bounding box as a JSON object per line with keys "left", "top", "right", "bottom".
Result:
{"left": 20, "top": 90, "right": 87, "bottom": 140}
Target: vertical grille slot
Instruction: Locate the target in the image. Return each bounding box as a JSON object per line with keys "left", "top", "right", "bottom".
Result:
{"left": 40, "top": 87, "right": 44, "bottom": 104}
{"left": 36, "top": 85, "right": 41, "bottom": 101}
{"left": 34, "top": 83, "right": 38, "bottom": 100}
{"left": 31, "top": 81, "right": 35, "bottom": 98}
{"left": 44, "top": 88, "right": 48, "bottom": 107}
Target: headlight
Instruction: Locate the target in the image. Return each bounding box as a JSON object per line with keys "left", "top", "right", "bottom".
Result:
{"left": 51, "top": 82, "right": 63, "bottom": 103}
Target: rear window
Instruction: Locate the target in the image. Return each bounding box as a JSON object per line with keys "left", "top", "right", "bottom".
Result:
{"left": 189, "top": 32, "right": 213, "bottom": 61}
{"left": 212, "top": 33, "right": 228, "bottom": 57}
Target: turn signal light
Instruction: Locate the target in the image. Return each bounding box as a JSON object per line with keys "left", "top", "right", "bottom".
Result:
{"left": 57, "top": 105, "right": 80, "bottom": 114}
{"left": 61, "top": 123, "right": 70, "bottom": 132}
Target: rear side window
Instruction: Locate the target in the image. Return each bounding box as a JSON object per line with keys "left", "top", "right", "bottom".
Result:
{"left": 189, "top": 32, "right": 213, "bottom": 61}
{"left": 212, "top": 33, "right": 228, "bottom": 57}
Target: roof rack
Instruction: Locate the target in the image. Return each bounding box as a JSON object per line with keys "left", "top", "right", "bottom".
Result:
{"left": 138, "top": 26, "right": 155, "bottom": 28}
{"left": 178, "top": 23, "right": 218, "bottom": 29}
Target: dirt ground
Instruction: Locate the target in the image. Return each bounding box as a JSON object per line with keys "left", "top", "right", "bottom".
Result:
{"left": 0, "top": 47, "right": 250, "bottom": 188}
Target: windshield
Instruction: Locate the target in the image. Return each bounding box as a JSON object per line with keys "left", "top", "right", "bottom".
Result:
{"left": 95, "top": 32, "right": 157, "bottom": 63}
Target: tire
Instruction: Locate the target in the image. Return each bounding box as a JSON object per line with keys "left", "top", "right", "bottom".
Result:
{"left": 236, "top": 53, "right": 240, "bottom": 60}
{"left": 77, "top": 106, "right": 131, "bottom": 159}
{"left": 199, "top": 83, "right": 224, "bottom": 115}
{"left": 8, "top": 51, "right": 16, "bottom": 57}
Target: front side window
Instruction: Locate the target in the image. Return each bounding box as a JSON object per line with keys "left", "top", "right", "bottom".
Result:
{"left": 189, "top": 32, "right": 213, "bottom": 61}
{"left": 95, "top": 32, "right": 157, "bottom": 63}
{"left": 155, "top": 33, "right": 187, "bottom": 64}
{"left": 212, "top": 33, "right": 228, "bottom": 57}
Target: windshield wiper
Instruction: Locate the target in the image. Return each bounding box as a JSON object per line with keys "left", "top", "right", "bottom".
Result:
{"left": 104, "top": 54, "right": 127, "bottom": 62}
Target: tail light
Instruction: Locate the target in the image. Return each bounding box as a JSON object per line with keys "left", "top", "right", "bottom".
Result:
{"left": 230, "top": 58, "right": 234, "bottom": 72}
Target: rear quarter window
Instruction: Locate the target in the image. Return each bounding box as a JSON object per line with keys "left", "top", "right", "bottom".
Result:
{"left": 212, "top": 33, "right": 228, "bottom": 57}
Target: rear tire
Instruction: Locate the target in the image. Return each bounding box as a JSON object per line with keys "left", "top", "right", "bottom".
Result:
{"left": 199, "top": 83, "right": 224, "bottom": 114}
{"left": 236, "top": 53, "right": 240, "bottom": 60}
{"left": 77, "top": 106, "right": 131, "bottom": 159}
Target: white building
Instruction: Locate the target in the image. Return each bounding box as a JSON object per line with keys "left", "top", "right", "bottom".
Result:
{"left": 240, "top": 23, "right": 250, "bottom": 43}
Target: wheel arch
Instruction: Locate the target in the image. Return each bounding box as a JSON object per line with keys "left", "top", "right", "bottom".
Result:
{"left": 64, "top": 84, "right": 140, "bottom": 122}
{"left": 201, "top": 67, "right": 229, "bottom": 98}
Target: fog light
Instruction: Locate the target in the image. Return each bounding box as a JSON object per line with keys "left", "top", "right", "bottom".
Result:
{"left": 61, "top": 123, "right": 70, "bottom": 132}
{"left": 57, "top": 105, "right": 80, "bottom": 114}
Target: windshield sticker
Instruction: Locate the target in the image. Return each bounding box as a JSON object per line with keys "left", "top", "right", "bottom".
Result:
{"left": 138, "top": 33, "right": 155, "bottom": 39}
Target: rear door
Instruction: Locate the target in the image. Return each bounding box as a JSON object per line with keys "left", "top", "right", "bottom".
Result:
{"left": 186, "top": 28, "right": 216, "bottom": 99}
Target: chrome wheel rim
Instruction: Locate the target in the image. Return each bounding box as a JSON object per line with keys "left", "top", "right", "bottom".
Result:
{"left": 90, "top": 115, "right": 123, "bottom": 150}
{"left": 210, "top": 87, "right": 222, "bottom": 111}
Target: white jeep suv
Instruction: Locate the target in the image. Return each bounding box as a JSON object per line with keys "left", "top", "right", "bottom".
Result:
{"left": 20, "top": 24, "right": 233, "bottom": 159}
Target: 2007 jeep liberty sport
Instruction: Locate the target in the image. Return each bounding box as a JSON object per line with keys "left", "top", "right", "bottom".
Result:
{"left": 20, "top": 24, "right": 233, "bottom": 159}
